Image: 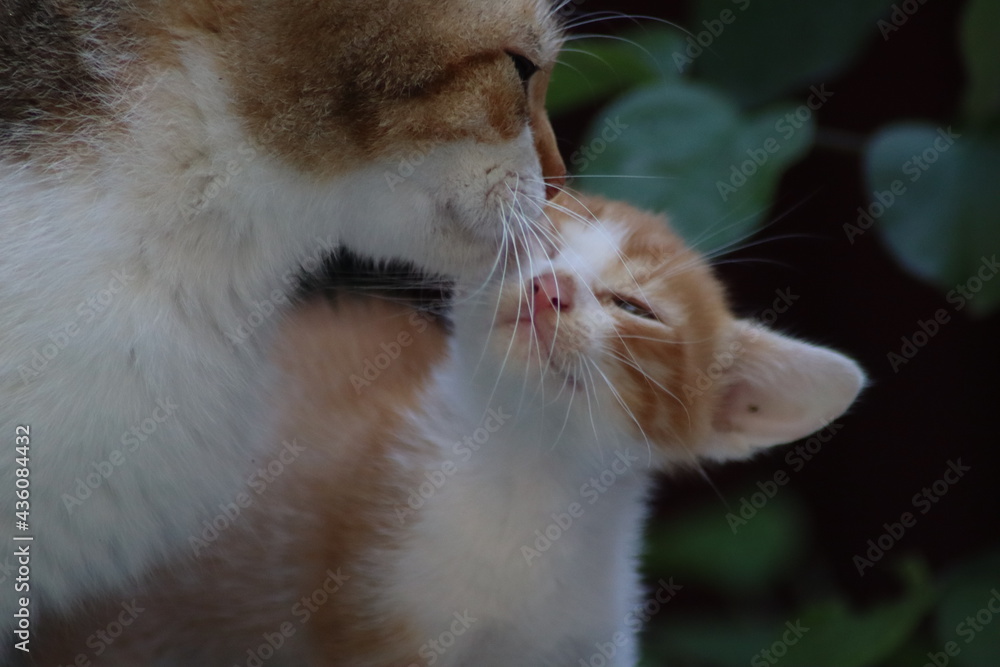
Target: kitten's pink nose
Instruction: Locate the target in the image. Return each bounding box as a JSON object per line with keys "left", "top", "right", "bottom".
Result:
{"left": 532, "top": 273, "right": 575, "bottom": 313}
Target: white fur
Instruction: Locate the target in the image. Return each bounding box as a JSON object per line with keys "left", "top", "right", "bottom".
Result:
{"left": 555, "top": 218, "right": 629, "bottom": 287}
{"left": 0, "top": 35, "right": 545, "bottom": 637}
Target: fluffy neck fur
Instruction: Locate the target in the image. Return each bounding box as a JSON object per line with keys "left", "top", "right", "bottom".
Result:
{"left": 385, "top": 346, "right": 654, "bottom": 665}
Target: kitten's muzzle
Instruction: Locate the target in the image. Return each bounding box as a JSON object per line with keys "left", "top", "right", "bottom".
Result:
{"left": 532, "top": 272, "right": 575, "bottom": 314}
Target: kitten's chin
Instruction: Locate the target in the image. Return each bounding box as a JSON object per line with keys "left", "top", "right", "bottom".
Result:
{"left": 479, "top": 320, "right": 581, "bottom": 391}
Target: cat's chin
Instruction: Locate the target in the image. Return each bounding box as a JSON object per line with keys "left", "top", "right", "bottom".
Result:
{"left": 379, "top": 132, "right": 549, "bottom": 279}
{"left": 338, "top": 178, "right": 547, "bottom": 284}
{"left": 428, "top": 195, "right": 545, "bottom": 279}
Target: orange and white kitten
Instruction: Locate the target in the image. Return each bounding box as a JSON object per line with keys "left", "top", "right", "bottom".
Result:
{"left": 36, "top": 194, "right": 865, "bottom": 666}
{"left": 0, "top": 0, "right": 565, "bottom": 639}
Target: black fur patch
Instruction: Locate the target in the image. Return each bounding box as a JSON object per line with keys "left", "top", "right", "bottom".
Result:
{"left": 298, "top": 249, "right": 454, "bottom": 327}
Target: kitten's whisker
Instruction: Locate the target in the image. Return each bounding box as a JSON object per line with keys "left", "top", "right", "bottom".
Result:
{"left": 682, "top": 191, "right": 823, "bottom": 269}
{"left": 550, "top": 366, "right": 578, "bottom": 449}
{"left": 614, "top": 333, "right": 714, "bottom": 345}
{"left": 576, "top": 354, "right": 605, "bottom": 464}
{"left": 697, "top": 466, "right": 733, "bottom": 513}
{"left": 544, "top": 355, "right": 584, "bottom": 454}
{"left": 697, "top": 232, "right": 820, "bottom": 262}
{"left": 654, "top": 230, "right": 812, "bottom": 286}
{"left": 584, "top": 357, "right": 654, "bottom": 467}
{"left": 707, "top": 257, "right": 793, "bottom": 271}
{"left": 683, "top": 209, "right": 766, "bottom": 259}
{"left": 566, "top": 175, "right": 673, "bottom": 181}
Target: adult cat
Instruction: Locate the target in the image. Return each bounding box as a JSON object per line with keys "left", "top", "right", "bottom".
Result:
{"left": 0, "top": 0, "right": 565, "bottom": 641}
{"left": 35, "top": 193, "right": 865, "bottom": 665}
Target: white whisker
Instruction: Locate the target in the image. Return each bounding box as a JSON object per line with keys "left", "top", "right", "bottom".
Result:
{"left": 584, "top": 356, "right": 654, "bottom": 467}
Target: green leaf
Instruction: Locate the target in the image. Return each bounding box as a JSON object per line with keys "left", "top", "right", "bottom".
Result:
{"left": 575, "top": 81, "right": 815, "bottom": 254}
{"left": 934, "top": 549, "right": 1000, "bottom": 667}
{"left": 961, "top": 0, "right": 1000, "bottom": 127}
{"left": 692, "top": 0, "right": 889, "bottom": 106}
{"left": 783, "top": 558, "right": 937, "bottom": 667}
{"left": 644, "top": 558, "right": 934, "bottom": 667}
{"left": 547, "top": 28, "right": 686, "bottom": 116}
{"left": 865, "top": 124, "right": 1000, "bottom": 316}
{"left": 642, "top": 491, "right": 807, "bottom": 594}
{"left": 644, "top": 615, "right": 781, "bottom": 667}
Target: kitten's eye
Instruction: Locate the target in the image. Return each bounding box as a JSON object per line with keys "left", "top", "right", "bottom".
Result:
{"left": 613, "top": 296, "right": 658, "bottom": 321}
{"left": 506, "top": 51, "right": 539, "bottom": 89}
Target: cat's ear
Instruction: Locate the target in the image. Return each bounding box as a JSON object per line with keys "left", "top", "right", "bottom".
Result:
{"left": 703, "top": 321, "right": 866, "bottom": 461}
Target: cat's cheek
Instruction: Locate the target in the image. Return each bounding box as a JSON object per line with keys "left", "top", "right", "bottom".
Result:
{"left": 418, "top": 131, "right": 547, "bottom": 239}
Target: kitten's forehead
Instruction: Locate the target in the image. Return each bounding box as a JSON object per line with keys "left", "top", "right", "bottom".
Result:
{"left": 551, "top": 219, "right": 628, "bottom": 285}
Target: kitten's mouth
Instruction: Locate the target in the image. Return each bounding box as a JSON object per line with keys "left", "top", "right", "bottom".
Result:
{"left": 501, "top": 315, "right": 582, "bottom": 390}
{"left": 545, "top": 361, "right": 580, "bottom": 391}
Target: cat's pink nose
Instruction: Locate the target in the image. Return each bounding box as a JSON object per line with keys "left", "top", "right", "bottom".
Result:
{"left": 532, "top": 273, "right": 574, "bottom": 313}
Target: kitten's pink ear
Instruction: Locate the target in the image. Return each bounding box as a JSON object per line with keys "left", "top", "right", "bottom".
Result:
{"left": 705, "top": 321, "right": 866, "bottom": 461}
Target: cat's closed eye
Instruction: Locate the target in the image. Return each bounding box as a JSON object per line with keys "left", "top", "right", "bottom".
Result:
{"left": 506, "top": 51, "right": 540, "bottom": 90}
{"left": 612, "top": 295, "right": 659, "bottom": 321}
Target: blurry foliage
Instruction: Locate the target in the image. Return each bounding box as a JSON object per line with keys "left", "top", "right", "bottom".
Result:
{"left": 637, "top": 493, "right": 999, "bottom": 667}
{"left": 549, "top": 0, "right": 1000, "bottom": 316}
{"left": 643, "top": 494, "right": 808, "bottom": 595}
{"left": 864, "top": 0, "right": 1000, "bottom": 317}
{"left": 960, "top": 0, "right": 1000, "bottom": 127}
{"left": 934, "top": 550, "right": 1000, "bottom": 667}
{"left": 548, "top": 0, "right": 1000, "bottom": 664}
{"left": 692, "top": 0, "right": 889, "bottom": 107}
{"left": 866, "top": 126, "right": 1000, "bottom": 316}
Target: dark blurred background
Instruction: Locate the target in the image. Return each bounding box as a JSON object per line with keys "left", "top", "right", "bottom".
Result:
{"left": 546, "top": 0, "right": 1000, "bottom": 665}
